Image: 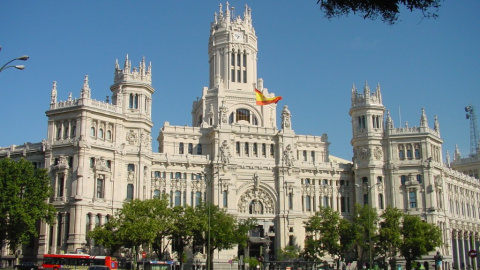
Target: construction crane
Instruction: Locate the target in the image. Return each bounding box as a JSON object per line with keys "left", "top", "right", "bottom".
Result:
{"left": 465, "top": 105, "right": 479, "bottom": 157}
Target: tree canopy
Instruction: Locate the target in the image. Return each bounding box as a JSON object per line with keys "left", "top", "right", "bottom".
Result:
{"left": 316, "top": 0, "right": 443, "bottom": 24}
{"left": 400, "top": 215, "right": 442, "bottom": 270}
{"left": 0, "top": 158, "right": 55, "bottom": 251}
{"left": 90, "top": 199, "right": 256, "bottom": 270}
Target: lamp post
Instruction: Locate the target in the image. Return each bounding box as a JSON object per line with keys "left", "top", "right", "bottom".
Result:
{"left": 0, "top": 46, "right": 29, "bottom": 72}
{"left": 355, "top": 182, "right": 380, "bottom": 269}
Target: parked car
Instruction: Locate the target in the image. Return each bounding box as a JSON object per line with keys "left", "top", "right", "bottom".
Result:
{"left": 87, "top": 265, "right": 109, "bottom": 270}
{"left": 14, "top": 262, "right": 41, "bottom": 270}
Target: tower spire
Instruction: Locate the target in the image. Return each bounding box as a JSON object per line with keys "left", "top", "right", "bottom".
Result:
{"left": 80, "top": 75, "right": 91, "bottom": 99}
{"left": 420, "top": 108, "right": 428, "bottom": 127}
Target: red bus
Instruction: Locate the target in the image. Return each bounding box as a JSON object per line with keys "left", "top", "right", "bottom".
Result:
{"left": 42, "top": 254, "right": 118, "bottom": 270}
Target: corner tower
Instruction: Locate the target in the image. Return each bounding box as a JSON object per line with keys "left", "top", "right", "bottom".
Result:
{"left": 349, "top": 82, "right": 386, "bottom": 208}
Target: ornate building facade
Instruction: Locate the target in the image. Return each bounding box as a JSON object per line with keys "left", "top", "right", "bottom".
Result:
{"left": 1, "top": 3, "right": 480, "bottom": 270}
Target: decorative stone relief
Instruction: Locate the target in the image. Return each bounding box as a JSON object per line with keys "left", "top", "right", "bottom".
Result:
{"left": 95, "top": 157, "right": 109, "bottom": 172}
{"left": 237, "top": 188, "right": 274, "bottom": 214}
{"left": 373, "top": 146, "right": 383, "bottom": 160}
{"left": 356, "top": 147, "right": 369, "bottom": 160}
{"left": 126, "top": 130, "right": 138, "bottom": 145}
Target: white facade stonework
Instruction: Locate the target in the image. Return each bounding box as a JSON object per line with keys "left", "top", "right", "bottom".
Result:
{"left": 1, "top": 3, "right": 480, "bottom": 270}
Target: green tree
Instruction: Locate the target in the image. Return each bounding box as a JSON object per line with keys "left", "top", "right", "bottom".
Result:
{"left": 304, "top": 207, "right": 342, "bottom": 262}
{"left": 170, "top": 205, "right": 204, "bottom": 267}
{"left": 316, "top": 0, "right": 442, "bottom": 24}
{"left": 277, "top": 245, "right": 302, "bottom": 261}
{"left": 95, "top": 197, "right": 173, "bottom": 264}
{"left": 0, "top": 158, "right": 55, "bottom": 254}
{"left": 377, "top": 206, "right": 403, "bottom": 269}
{"left": 400, "top": 215, "right": 442, "bottom": 270}
{"left": 88, "top": 218, "right": 123, "bottom": 255}
{"left": 196, "top": 203, "right": 256, "bottom": 270}
{"left": 352, "top": 204, "right": 379, "bottom": 266}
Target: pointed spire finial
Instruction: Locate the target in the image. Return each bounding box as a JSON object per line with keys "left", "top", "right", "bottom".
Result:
{"left": 420, "top": 107, "right": 428, "bottom": 127}
{"left": 81, "top": 75, "right": 91, "bottom": 99}
{"left": 364, "top": 81, "right": 370, "bottom": 96}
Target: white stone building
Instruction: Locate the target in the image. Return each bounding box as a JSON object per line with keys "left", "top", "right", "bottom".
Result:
{"left": 1, "top": 3, "right": 480, "bottom": 270}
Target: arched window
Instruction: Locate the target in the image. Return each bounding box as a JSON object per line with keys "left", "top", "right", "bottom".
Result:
{"left": 196, "top": 144, "right": 202, "bottom": 155}
{"left": 90, "top": 127, "right": 96, "bottom": 137}
{"left": 179, "top": 142, "right": 184, "bottom": 154}
{"left": 153, "top": 189, "right": 160, "bottom": 199}
{"left": 236, "top": 109, "right": 250, "bottom": 122}
{"left": 99, "top": 128, "right": 104, "bottom": 139}
{"left": 188, "top": 143, "right": 193, "bottom": 154}
{"left": 106, "top": 130, "right": 112, "bottom": 140}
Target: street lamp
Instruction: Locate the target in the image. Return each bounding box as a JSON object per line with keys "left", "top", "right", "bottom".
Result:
{"left": 0, "top": 46, "right": 29, "bottom": 72}
{"left": 355, "top": 182, "right": 380, "bottom": 269}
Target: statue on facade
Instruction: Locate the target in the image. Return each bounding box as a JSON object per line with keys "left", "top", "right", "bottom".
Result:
{"left": 281, "top": 105, "right": 291, "bottom": 130}
{"left": 219, "top": 140, "right": 231, "bottom": 164}
{"left": 283, "top": 144, "right": 295, "bottom": 167}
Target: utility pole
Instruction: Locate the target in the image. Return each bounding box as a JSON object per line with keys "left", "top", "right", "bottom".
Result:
{"left": 465, "top": 105, "right": 479, "bottom": 157}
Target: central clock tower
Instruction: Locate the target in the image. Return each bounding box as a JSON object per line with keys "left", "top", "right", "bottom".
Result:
{"left": 208, "top": 2, "right": 257, "bottom": 91}
{"left": 191, "top": 3, "right": 279, "bottom": 129}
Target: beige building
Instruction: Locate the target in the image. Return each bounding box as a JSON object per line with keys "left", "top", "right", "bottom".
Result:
{"left": 1, "top": 3, "right": 480, "bottom": 270}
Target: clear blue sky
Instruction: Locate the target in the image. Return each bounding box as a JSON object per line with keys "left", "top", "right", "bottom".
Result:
{"left": 1, "top": 1, "right": 479, "bottom": 160}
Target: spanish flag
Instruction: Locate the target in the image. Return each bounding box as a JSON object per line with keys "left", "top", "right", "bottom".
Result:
{"left": 255, "top": 89, "right": 282, "bottom": 105}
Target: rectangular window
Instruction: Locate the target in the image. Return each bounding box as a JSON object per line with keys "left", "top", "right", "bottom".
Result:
{"left": 243, "top": 70, "right": 247, "bottom": 83}
{"left": 270, "top": 144, "right": 274, "bottom": 157}
{"left": 175, "top": 191, "right": 181, "bottom": 206}
{"left": 195, "top": 192, "right": 202, "bottom": 206}
{"left": 243, "top": 54, "right": 246, "bottom": 67}
{"left": 96, "top": 176, "right": 104, "bottom": 198}
{"left": 231, "top": 53, "right": 235, "bottom": 66}
{"left": 127, "top": 184, "right": 134, "bottom": 200}
{"left": 237, "top": 54, "right": 241, "bottom": 67}
{"left": 253, "top": 143, "right": 258, "bottom": 156}
{"left": 237, "top": 70, "right": 241, "bottom": 82}
{"left": 311, "top": 151, "right": 315, "bottom": 162}
{"left": 409, "top": 191, "right": 417, "bottom": 208}
{"left": 262, "top": 143, "right": 266, "bottom": 157}
{"left": 323, "top": 196, "right": 329, "bottom": 208}
{"left": 223, "top": 191, "right": 228, "bottom": 207}
{"left": 57, "top": 175, "right": 65, "bottom": 197}
{"left": 231, "top": 69, "right": 235, "bottom": 82}
{"left": 245, "top": 142, "right": 249, "bottom": 156}
{"left": 340, "top": 196, "right": 346, "bottom": 212}
{"left": 288, "top": 193, "right": 293, "bottom": 210}
{"left": 303, "top": 150, "right": 307, "bottom": 161}
{"left": 306, "top": 195, "right": 311, "bottom": 211}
